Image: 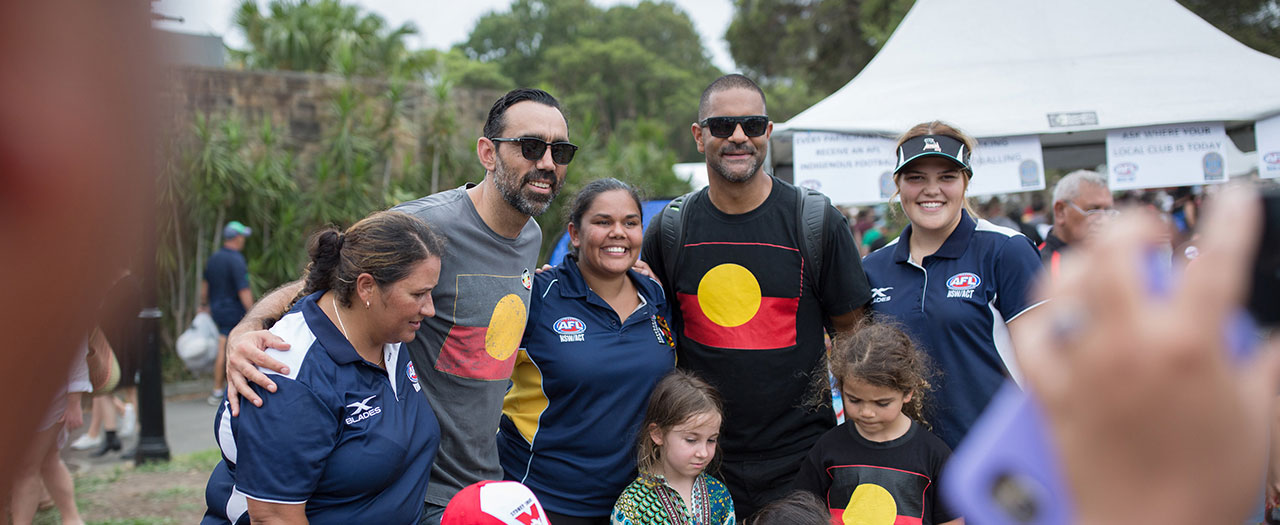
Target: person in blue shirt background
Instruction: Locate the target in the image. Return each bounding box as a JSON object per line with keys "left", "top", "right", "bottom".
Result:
{"left": 498, "top": 178, "right": 676, "bottom": 525}
{"left": 203, "top": 211, "right": 443, "bottom": 524}
{"left": 204, "top": 220, "right": 256, "bottom": 406}
{"left": 860, "top": 121, "right": 1045, "bottom": 449}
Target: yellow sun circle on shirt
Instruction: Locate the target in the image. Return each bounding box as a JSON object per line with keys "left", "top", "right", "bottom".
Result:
{"left": 843, "top": 483, "right": 897, "bottom": 525}
{"left": 485, "top": 294, "right": 526, "bottom": 360}
{"left": 696, "top": 263, "right": 761, "bottom": 327}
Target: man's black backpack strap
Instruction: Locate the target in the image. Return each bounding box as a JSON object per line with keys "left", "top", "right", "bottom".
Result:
{"left": 658, "top": 188, "right": 702, "bottom": 286}
{"left": 795, "top": 185, "right": 830, "bottom": 288}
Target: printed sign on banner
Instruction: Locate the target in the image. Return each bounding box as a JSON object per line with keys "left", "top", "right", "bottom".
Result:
{"left": 1256, "top": 114, "right": 1280, "bottom": 179}
{"left": 968, "top": 135, "right": 1045, "bottom": 196}
{"left": 792, "top": 132, "right": 897, "bottom": 204}
{"left": 1106, "top": 122, "right": 1230, "bottom": 190}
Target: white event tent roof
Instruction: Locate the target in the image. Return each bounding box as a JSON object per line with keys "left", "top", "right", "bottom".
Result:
{"left": 776, "top": 0, "right": 1280, "bottom": 161}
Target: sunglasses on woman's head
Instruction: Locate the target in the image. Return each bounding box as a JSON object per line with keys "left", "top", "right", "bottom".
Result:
{"left": 698, "top": 115, "right": 769, "bottom": 138}
{"left": 491, "top": 137, "right": 579, "bottom": 165}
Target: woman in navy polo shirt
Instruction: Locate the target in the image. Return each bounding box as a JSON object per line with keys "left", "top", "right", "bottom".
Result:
{"left": 203, "top": 211, "right": 442, "bottom": 524}
{"left": 498, "top": 178, "right": 676, "bottom": 525}
{"left": 860, "top": 121, "right": 1044, "bottom": 449}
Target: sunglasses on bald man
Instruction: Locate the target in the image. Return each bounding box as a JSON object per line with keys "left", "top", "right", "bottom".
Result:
{"left": 491, "top": 137, "right": 579, "bottom": 165}
{"left": 699, "top": 115, "right": 769, "bottom": 138}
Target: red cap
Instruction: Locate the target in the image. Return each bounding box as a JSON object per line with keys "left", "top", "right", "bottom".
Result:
{"left": 440, "top": 480, "right": 550, "bottom": 525}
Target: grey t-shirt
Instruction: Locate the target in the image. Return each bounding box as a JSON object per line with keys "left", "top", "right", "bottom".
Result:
{"left": 392, "top": 184, "right": 540, "bottom": 505}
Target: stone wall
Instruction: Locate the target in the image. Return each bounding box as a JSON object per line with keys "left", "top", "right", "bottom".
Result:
{"left": 159, "top": 66, "right": 501, "bottom": 179}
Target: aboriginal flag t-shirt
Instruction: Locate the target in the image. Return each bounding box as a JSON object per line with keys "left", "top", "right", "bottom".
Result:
{"left": 792, "top": 420, "right": 959, "bottom": 525}
{"left": 642, "top": 178, "right": 871, "bottom": 459}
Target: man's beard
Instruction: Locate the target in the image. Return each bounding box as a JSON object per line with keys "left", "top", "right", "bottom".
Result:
{"left": 710, "top": 144, "right": 761, "bottom": 183}
{"left": 494, "top": 156, "right": 560, "bottom": 217}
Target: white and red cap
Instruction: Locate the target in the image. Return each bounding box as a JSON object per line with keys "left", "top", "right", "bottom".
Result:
{"left": 441, "top": 481, "right": 550, "bottom": 525}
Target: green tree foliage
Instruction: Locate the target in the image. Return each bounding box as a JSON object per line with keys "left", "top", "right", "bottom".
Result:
{"left": 229, "top": 0, "right": 430, "bottom": 78}
{"left": 458, "top": 0, "right": 720, "bottom": 161}
{"left": 1178, "top": 0, "right": 1280, "bottom": 58}
{"left": 424, "top": 49, "right": 515, "bottom": 91}
{"left": 537, "top": 118, "right": 691, "bottom": 262}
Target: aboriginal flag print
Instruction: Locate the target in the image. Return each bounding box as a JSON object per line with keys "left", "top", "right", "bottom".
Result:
{"left": 434, "top": 273, "right": 527, "bottom": 381}
{"left": 675, "top": 242, "right": 801, "bottom": 350}
{"left": 825, "top": 465, "right": 931, "bottom": 525}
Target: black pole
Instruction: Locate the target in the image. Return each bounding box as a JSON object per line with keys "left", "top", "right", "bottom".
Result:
{"left": 132, "top": 306, "right": 169, "bottom": 464}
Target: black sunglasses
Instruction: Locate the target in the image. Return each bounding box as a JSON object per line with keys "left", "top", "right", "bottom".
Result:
{"left": 491, "top": 137, "right": 579, "bottom": 165}
{"left": 699, "top": 115, "right": 769, "bottom": 138}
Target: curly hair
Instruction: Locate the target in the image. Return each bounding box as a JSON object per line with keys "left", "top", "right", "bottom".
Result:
{"left": 829, "top": 319, "right": 937, "bottom": 425}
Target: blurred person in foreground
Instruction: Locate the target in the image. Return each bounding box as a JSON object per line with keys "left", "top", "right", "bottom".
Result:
{"left": 1015, "top": 185, "right": 1278, "bottom": 524}
{"left": 0, "top": 0, "right": 155, "bottom": 498}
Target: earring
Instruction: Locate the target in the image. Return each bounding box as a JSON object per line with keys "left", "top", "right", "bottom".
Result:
{"left": 365, "top": 300, "right": 370, "bottom": 309}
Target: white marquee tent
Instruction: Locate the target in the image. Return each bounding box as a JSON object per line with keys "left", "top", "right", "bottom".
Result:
{"left": 774, "top": 0, "right": 1280, "bottom": 172}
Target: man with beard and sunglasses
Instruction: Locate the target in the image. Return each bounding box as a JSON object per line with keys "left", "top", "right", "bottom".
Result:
{"left": 217, "top": 88, "right": 576, "bottom": 525}
{"left": 641, "top": 74, "right": 872, "bottom": 519}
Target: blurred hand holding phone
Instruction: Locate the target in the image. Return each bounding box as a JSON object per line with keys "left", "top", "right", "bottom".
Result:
{"left": 943, "top": 187, "right": 1280, "bottom": 525}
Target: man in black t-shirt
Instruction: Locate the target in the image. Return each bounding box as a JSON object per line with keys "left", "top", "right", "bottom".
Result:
{"left": 641, "top": 74, "right": 872, "bottom": 519}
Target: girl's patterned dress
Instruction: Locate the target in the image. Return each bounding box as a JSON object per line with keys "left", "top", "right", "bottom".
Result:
{"left": 611, "top": 472, "right": 735, "bottom": 525}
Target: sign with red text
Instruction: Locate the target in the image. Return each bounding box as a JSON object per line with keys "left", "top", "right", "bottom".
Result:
{"left": 1106, "top": 122, "right": 1229, "bottom": 190}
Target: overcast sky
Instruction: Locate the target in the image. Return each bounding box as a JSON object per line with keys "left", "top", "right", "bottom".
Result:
{"left": 151, "top": 0, "right": 739, "bottom": 71}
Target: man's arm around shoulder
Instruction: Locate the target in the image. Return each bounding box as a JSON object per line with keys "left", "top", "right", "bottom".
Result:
{"left": 225, "top": 280, "right": 303, "bottom": 415}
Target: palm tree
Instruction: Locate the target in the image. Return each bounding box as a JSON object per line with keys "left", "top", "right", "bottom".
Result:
{"left": 229, "top": 0, "right": 425, "bottom": 79}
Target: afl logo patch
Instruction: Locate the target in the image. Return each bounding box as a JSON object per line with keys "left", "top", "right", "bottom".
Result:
{"left": 406, "top": 361, "right": 418, "bottom": 383}
{"left": 1264, "top": 152, "right": 1280, "bottom": 165}
{"left": 554, "top": 316, "right": 586, "bottom": 342}
{"left": 554, "top": 317, "right": 586, "bottom": 334}
{"left": 947, "top": 273, "right": 981, "bottom": 290}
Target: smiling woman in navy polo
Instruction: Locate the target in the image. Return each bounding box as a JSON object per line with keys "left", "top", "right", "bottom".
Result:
{"left": 498, "top": 179, "right": 676, "bottom": 524}
{"left": 203, "top": 211, "right": 443, "bottom": 525}
{"left": 861, "top": 122, "right": 1045, "bottom": 449}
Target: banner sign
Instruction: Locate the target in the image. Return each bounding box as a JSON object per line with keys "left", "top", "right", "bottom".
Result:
{"left": 793, "top": 132, "right": 1044, "bottom": 204}
{"left": 792, "top": 132, "right": 897, "bottom": 204}
{"left": 1256, "top": 114, "right": 1280, "bottom": 179}
{"left": 1106, "top": 122, "right": 1230, "bottom": 190}
{"left": 968, "top": 135, "right": 1045, "bottom": 196}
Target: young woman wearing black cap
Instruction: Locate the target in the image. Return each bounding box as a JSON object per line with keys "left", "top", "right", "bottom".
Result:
{"left": 859, "top": 121, "right": 1045, "bottom": 450}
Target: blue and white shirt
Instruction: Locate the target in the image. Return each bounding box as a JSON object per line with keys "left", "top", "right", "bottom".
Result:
{"left": 498, "top": 257, "right": 676, "bottom": 516}
{"left": 203, "top": 292, "right": 440, "bottom": 524}
{"left": 861, "top": 211, "right": 1044, "bottom": 448}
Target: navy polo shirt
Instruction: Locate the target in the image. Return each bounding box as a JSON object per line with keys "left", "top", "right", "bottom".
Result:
{"left": 498, "top": 257, "right": 676, "bottom": 516}
{"left": 861, "top": 211, "right": 1044, "bottom": 449}
{"left": 205, "top": 247, "right": 250, "bottom": 329}
{"left": 203, "top": 292, "right": 439, "bottom": 525}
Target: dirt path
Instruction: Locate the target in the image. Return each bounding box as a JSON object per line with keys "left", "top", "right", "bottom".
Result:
{"left": 36, "top": 450, "right": 217, "bottom": 525}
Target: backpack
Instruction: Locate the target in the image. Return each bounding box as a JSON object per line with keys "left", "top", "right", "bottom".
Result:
{"left": 656, "top": 183, "right": 831, "bottom": 289}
